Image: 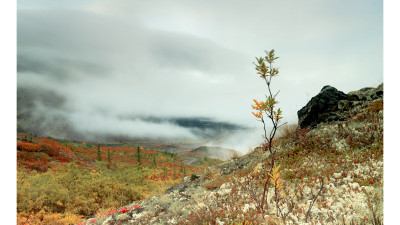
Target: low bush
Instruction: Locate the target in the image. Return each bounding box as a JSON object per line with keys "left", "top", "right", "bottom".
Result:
{"left": 17, "top": 142, "right": 41, "bottom": 152}
{"left": 17, "top": 151, "right": 51, "bottom": 172}
{"left": 17, "top": 161, "right": 148, "bottom": 224}
{"left": 41, "top": 144, "right": 60, "bottom": 157}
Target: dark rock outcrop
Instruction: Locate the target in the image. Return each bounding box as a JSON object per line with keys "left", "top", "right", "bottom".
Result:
{"left": 164, "top": 174, "right": 201, "bottom": 194}
{"left": 298, "top": 85, "right": 348, "bottom": 129}
{"left": 298, "top": 83, "right": 383, "bottom": 129}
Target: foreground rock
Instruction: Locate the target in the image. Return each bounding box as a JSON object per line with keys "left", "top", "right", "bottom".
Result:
{"left": 297, "top": 85, "right": 347, "bottom": 129}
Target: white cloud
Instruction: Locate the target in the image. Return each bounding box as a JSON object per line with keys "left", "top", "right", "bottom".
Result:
{"left": 68, "top": 113, "right": 198, "bottom": 139}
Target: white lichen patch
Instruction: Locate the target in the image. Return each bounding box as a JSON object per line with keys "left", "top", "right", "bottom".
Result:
{"left": 332, "top": 138, "right": 348, "bottom": 151}
{"left": 333, "top": 173, "right": 341, "bottom": 179}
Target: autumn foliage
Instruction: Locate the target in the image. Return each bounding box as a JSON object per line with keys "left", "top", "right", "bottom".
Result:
{"left": 16, "top": 134, "right": 201, "bottom": 225}
{"left": 251, "top": 49, "right": 284, "bottom": 153}
{"left": 37, "top": 138, "right": 73, "bottom": 153}
{"left": 17, "top": 142, "right": 41, "bottom": 152}
{"left": 17, "top": 151, "right": 50, "bottom": 172}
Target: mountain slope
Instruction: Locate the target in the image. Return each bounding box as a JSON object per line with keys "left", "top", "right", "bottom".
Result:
{"left": 78, "top": 85, "right": 383, "bottom": 225}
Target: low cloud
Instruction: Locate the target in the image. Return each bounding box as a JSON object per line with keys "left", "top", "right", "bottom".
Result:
{"left": 69, "top": 113, "right": 198, "bottom": 140}
{"left": 203, "top": 128, "right": 265, "bottom": 154}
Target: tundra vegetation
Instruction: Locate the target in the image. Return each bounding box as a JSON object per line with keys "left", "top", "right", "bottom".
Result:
{"left": 16, "top": 137, "right": 206, "bottom": 224}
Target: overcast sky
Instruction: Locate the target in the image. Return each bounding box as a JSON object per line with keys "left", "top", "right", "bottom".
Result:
{"left": 16, "top": 0, "right": 383, "bottom": 146}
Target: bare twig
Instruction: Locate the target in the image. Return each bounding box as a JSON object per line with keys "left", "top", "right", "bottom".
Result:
{"left": 305, "top": 177, "right": 325, "bottom": 222}
{"left": 366, "top": 193, "right": 383, "bottom": 225}
{"left": 279, "top": 189, "right": 298, "bottom": 221}
{"left": 273, "top": 90, "right": 281, "bottom": 99}
{"left": 276, "top": 122, "right": 288, "bottom": 129}
{"left": 250, "top": 181, "right": 262, "bottom": 212}
{"left": 260, "top": 164, "right": 273, "bottom": 211}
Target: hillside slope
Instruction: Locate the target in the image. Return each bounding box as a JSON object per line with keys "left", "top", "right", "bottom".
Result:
{"left": 78, "top": 84, "right": 383, "bottom": 225}
{"left": 16, "top": 138, "right": 206, "bottom": 224}
{"left": 190, "top": 146, "right": 239, "bottom": 160}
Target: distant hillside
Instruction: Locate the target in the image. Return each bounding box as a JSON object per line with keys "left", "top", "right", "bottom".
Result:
{"left": 139, "top": 116, "right": 246, "bottom": 140}
{"left": 153, "top": 145, "right": 186, "bottom": 153}
{"left": 190, "top": 146, "right": 239, "bottom": 160}
{"left": 169, "top": 117, "right": 242, "bottom": 130}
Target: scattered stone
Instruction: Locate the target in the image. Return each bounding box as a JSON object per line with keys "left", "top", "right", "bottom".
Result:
{"left": 165, "top": 174, "right": 201, "bottom": 194}
{"left": 116, "top": 213, "right": 130, "bottom": 221}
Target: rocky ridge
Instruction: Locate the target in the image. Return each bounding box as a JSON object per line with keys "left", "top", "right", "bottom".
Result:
{"left": 298, "top": 84, "right": 383, "bottom": 129}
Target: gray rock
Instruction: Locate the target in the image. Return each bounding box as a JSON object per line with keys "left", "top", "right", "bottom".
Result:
{"left": 348, "top": 83, "right": 383, "bottom": 101}
{"left": 165, "top": 174, "right": 201, "bottom": 194}
{"left": 298, "top": 85, "right": 348, "bottom": 129}
{"left": 116, "top": 213, "right": 130, "bottom": 221}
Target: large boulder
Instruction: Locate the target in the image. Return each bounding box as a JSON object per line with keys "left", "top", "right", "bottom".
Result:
{"left": 298, "top": 85, "right": 348, "bottom": 129}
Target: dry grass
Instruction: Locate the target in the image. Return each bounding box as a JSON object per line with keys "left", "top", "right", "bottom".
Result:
{"left": 277, "top": 123, "right": 298, "bottom": 139}
{"left": 204, "top": 169, "right": 218, "bottom": 180}
{"left": 230, "top": 150, "right": 241, "bottom": 160}
{"left": 264, "top": 215, "right": 285, "bottom": 225}
{"left": 274, "top": 123, "right": 299, "bottom": 148}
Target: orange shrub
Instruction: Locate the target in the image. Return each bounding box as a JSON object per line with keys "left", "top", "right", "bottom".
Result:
{"left": 37, "top": 138, "right": 73, "bottom": 153}
{"left": 17, "top": 142, "right": 42, "bottom": 152}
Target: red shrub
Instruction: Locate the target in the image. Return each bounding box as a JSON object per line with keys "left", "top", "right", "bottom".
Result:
{"left": 17, "top": 151, "right": 51, "bottom": 172}
{"left": 17, "top": 142, "right": 41, "bottom": 152}
{"left": 55, "top": 156, "right": 71, "bottom": 163}
{"left": 25, "top": 160, "right": 49, "bottom": 172}
{"left": 41, "top": 144, "right": 60, "bottom": 157}
{"left": 17, "top": 151, "right": 35, "bottom": 162}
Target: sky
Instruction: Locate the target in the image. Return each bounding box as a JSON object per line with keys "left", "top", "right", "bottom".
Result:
{"left": 15, "top": 0, "right": 383, "bottom": 147}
